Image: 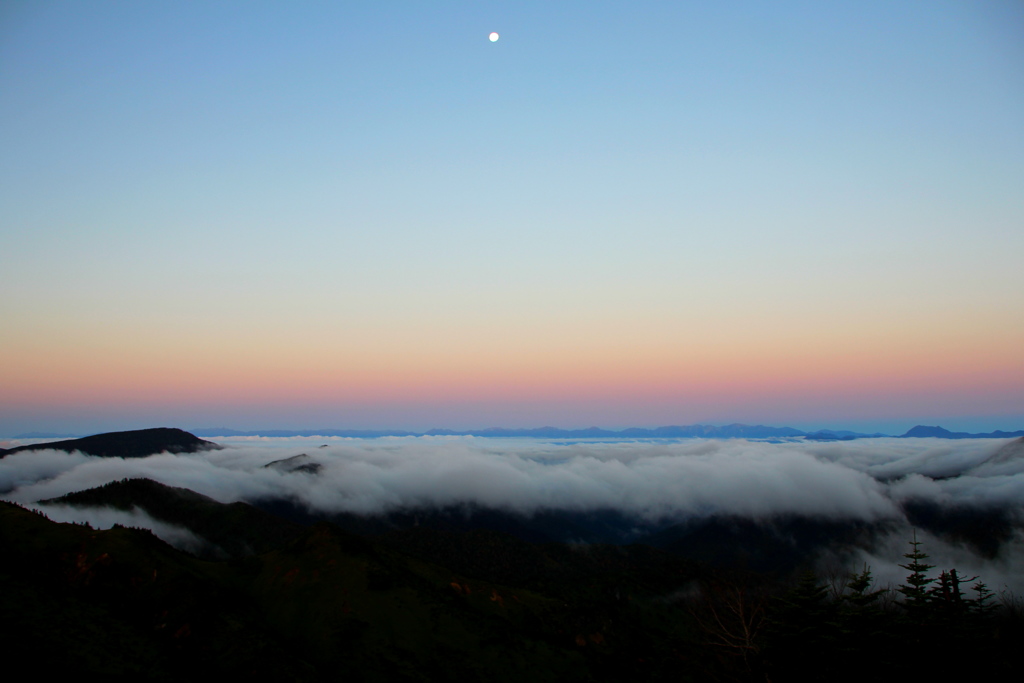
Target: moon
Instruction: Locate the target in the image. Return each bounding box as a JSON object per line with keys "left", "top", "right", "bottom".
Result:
{"left": 489, "top": 32, "right": 499, "bottom": 42}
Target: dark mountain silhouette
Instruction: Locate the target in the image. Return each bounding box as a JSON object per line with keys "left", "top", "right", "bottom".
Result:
{"left": 0, "top": 427, "right": 220, "bottom": 459}
{"left": 251, "top": 500, "right": 594, "bottom": 545}
{"left": 0, "top": 498, "right": 717, "bottom": 681}
{"left": 243, "top": 493, "right": 1024, "bottom": 571}
{"left": 900, "top": 425, "right": 1024, "bottom": 439}
{"left": 900, "top": 499, "right": 1017, "bottom": 559}
{"left": 40, "top": 478, "right": 302, "bottom": 558}
{"left": 245, "top": 499, "right": 907, "bottom": 574}
{"left": 262, "top": 453, "right": 323, "bottom": 474}
{"left": 634, "top": 515, "right": 890, "bottom": 574}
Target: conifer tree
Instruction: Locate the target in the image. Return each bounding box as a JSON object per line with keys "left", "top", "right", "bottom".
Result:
{"left": 897, "top": 532, "right": 935, "bottom": 615}
{"left": 843, "top": 565, "right": 883, "bottom": 609}
{"left": 968, "top": 581, "right": 997, "bottom": 616}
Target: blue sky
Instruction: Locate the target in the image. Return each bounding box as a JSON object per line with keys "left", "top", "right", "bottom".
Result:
{"left": 1, "top": 1, "right": 1023, "bottom": 435}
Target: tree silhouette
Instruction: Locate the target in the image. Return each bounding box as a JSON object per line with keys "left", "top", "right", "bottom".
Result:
{"left": 897, "top": 531, "right": 935, "bottom": 616}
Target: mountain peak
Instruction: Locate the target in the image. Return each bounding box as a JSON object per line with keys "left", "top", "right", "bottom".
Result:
{"left": 901, "top": 425, "right": 953, "bottom": 438}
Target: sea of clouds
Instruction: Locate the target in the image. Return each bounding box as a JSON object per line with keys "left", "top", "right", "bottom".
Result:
{"left": 3, "top": 435, "right": 1023, "bottom": 590}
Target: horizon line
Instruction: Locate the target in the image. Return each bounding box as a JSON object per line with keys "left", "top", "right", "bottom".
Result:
{"left": 9, "top": 422, "right": 1024, "bottom": 441}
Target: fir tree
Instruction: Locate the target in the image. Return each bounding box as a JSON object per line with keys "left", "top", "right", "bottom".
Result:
{"left": 897, "top": 532, "right": 935, "bottom": 614}
{"left": 968, "top": 581, "right": 997, "bottom": 616}
{"left": 843, "top": 565, "right": 884, "bottom": 609}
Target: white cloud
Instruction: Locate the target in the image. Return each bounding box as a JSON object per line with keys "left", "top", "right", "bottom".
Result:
{"left": 4, "top": 435, "right": 1024, "bottom": 583}
{"left": 3, "top": 437, "right": 1021, "bottom": 519}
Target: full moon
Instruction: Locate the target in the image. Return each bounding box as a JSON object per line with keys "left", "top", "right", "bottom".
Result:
{"left": 489, "top": 32, "right": 499, "bottom": 42}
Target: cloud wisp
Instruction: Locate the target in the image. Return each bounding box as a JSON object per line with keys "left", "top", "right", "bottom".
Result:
{"left": 32, "top": 502, "right": 215, "bottom": 556}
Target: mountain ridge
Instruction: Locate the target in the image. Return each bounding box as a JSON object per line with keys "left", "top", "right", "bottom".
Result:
{"left": 899, "top": 425, "right": 1024, "bottom": 439}
{"left": 187, "top": 424, "right": 1023, "bottom": 439}
{"left": 188, "top": 424, "right": 811, "bottom": 439}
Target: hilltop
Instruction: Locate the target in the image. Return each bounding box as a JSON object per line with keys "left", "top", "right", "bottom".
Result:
{"left": 899, "top": 425, "right": 1024, "bottom": 439}
{"left": 0, "top": 427, "right": 220, "bottom": 459}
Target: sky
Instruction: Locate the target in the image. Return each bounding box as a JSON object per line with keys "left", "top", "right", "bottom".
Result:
{"left": 2, "top": 1, "right": 1023, "bottom": 436}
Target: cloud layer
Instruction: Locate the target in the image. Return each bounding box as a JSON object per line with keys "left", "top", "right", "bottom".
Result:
{"left": 3, "top": 436, "right": 1022, "bottom": 518}
{"left": 3, "top": 435, "right": 1023, "bottom": 586}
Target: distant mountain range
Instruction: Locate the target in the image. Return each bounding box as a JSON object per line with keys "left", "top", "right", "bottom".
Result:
{"left": 898, "top": 425, "right": 1024, "bottom": 439}
{"left": 189, "top": 423, "right": 810, "bottom": 439}
{"left": 9, "top": 423, "right": 1024, "bottom": 443}
{"left": 187, "top": 424, "right": 1023, "bottom": 440}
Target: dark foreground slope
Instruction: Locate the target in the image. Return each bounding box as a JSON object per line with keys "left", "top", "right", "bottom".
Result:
{"left": 0, "top": 427, "right": 220, "bottom": 458}
{"left": 0, "top": 500, "right": 305, "bottom": 680}
{"left": 5, "top": 474, "right": 1023, "bottom": 681}
{"left": 1, "top": 498, "right": 711, "bottom": 682}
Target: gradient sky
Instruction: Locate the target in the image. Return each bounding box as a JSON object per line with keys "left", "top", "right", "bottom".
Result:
{"left": 2, "top": 1, "right": 1023, "bottom": 436}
